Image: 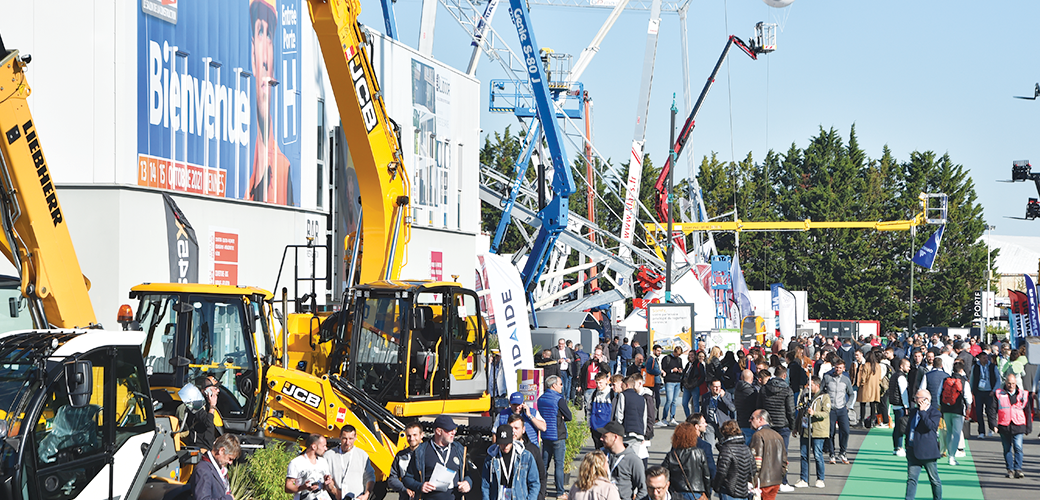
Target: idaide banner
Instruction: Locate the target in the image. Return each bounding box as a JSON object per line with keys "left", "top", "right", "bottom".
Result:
{"left": 476, "top": 254, "right": 534, "bottom": 395}
{"left": 705, "top": 329, "right": 741, "bottom": 354}
{"left": 137, "top": 0, "right": 302, "bottom": 206}
{"left": 648, "top": 304, "right": 694, "bottom": 352}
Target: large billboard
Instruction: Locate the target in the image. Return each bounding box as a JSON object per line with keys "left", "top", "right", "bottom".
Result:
{"left": 137, "top": 0, "right": 302, "bottom": 206}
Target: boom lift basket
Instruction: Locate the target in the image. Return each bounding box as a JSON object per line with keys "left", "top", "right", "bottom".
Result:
{"left": 755, "top": 22, "right": 777, "bottom": 53}
{"left": 921, "top": 193, "right": 948, "bottom": 225}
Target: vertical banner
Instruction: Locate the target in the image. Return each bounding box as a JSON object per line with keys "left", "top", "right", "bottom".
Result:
{"left": 770, "top": 283, "right": 782, "bottom": 336}
{"left": 1009, "top": 290, "right": 1030, "bottom": 339}
{"left": 138, "top": 0, "right": 301, "bottom": 206}
{"left": 477, "top": 254, "right": 534, "bottom": 395}
{"left": 1025, "top": 275, "right": 1040, "bottom": 337}
{"left": 162, "top": 193, "right": 199, "bottom": 283}
{"left": 647, "top": 304, "right": 695, "bottom": 351}
{"left": 777, "top": 286, "right": 797, "bottom": 348}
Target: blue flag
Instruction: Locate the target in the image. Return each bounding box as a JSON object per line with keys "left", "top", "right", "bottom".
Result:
{"left": 912, "top": 225, "right": 945, "bottom": 269}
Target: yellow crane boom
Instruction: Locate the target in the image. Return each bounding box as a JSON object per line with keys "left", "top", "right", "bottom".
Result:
{"left": 643, "top": 193, "right": 947, "bottom": 258}
{"left": 308, "top": 0, "right": 410, "bottom": 283}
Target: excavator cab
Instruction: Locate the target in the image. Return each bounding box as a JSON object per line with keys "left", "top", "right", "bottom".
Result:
{"left": 131, "top": 284, "right": 273, "bottom": 433}
{"left": 346, "top": 281, "right": 489, "bottom": 416}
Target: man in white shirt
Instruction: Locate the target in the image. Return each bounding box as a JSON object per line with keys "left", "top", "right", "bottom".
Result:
{"left": 938, "top": 345, "right": 955, "bottom": 374}
{"left": 327, "top": 425, "right": 376, "bottom": 500}
{"left": 286, "top": 434, "right": 336, "bottom": 500}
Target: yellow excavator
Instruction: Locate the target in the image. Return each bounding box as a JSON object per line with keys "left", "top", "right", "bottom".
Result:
{"left": 124, "top": 0, "right": 490, "bottom": 485}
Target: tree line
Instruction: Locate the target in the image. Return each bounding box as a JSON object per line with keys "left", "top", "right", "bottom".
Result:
{"left": 479, "top": 124, "right": 994, "bottom": 333}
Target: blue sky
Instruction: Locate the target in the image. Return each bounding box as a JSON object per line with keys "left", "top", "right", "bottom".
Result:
{"left": 357, "top": 0, "right": 1040, "bottom": 238}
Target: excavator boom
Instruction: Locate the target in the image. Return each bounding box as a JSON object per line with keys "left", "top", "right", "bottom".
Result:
{"left": 0, "top": 44, "right": 96, "bottom": 329}
{"left": 308, "top": 0, "right": 410, "bottom": 283}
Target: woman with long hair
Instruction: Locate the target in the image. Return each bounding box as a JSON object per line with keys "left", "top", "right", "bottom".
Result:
{"left": 567, "top": 451, "right": 621, "bottom": 500}
{"left": 661, "top": 423, "right": 712, "bottom": 500}
{"left": 855, "top": 350, "right": 882, "bottom": 428}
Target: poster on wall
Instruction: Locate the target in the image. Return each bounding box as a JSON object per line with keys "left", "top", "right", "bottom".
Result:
{"left": 137, "top": 0, "right": 301, "bottom": 206}
{"left": 704, "top": 329, "right": 741, "bottom": 354}
{"left": 411, "top": 58, "right": 452, "bottom": 227}
{"left": 210, "top": 228, "right": 239, "bottom": 286}
{"left": 648, "top": 304, "right": 694, "bottom": 352}
{"left": 430, "top": 250, "right": 443, "bottom": 281}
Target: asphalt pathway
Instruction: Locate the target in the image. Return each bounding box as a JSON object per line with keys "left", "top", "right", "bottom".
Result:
{"left": 575, "top": 420, "right": 1040, "bottom": 500}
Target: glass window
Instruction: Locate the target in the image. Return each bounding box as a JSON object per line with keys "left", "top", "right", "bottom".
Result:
{"left": 448, "top": 293, "right": 486, "bottom": 396}
{"left": 250, "top": 301, "right": 271, "bottom": 363}
{"left": 139, "top": 294, "right": 180, "bottom": 376}
{"left": 353, "top": 296, "right": 404, "bottom": 400}
{"left": 114, "top": 349, "right": 154, "bottom": 448}
{"left": 186, "top": 296, "right": 252, "bottom": 418}
{"left": 35, "top": 353, "right": 105, "bottom": 466}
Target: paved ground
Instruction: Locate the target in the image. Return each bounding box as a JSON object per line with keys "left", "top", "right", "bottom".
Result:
{"left": 568, "top": 419, "right": 1040, "bottom": 500}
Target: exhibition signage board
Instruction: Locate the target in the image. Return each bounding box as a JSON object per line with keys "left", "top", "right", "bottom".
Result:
{"left": 137, "top": 0, "right": 302, "bottom": 206}
{"left": 476, "top": 254, "right": 535, "bottom": 394}
{"left": 648, "top": 303, "right": 695, "bottom": 352}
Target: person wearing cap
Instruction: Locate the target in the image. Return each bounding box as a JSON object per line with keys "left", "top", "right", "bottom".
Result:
{"left": 497, "top": 392, "right": 546, "bottom": 446}
{"left": 481, "top": 425, "right": 540, "bottom": 500}
{"left": 538, "top": 375, "right": 572, "bottom": 497}
{"left": 597, "top": 421, "right": 647, "bottom": 500}
{"left": 402, "top": 416, "right": 473, "bottom": 500}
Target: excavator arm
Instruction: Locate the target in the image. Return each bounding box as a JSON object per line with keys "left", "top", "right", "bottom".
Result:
{"left": 308, "top": 0, "right": 410, "bottom": 283}
{"left": 0, "top": 39, "right": 96, "bottom": 329}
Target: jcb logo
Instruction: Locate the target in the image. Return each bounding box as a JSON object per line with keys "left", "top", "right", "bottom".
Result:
{"left": 349, "top": 54, "right": 379, "bottom": 133}
{"left": 282, "top": 382, "right": 321, "bottom": 408}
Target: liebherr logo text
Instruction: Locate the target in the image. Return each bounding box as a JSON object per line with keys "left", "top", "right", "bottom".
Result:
{"left": 281, "top": 382, "right": 321, "bottom": 408}
{"left": 511, "top": 9, "right": 541, "bottom": 84}
{"left": 349, "top": 54, "right": 378, "bottom": 133}
{"left": 21, "top": 121, "right": 63, "bottom": 226}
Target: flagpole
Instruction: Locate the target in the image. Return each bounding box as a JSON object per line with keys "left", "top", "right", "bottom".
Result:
{"left": 909, "top": 225, "right": 915, "bottom": 337}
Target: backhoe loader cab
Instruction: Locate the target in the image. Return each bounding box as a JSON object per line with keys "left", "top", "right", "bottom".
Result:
{"left": 344, "top": 281, "right": 490, "bottom": 416}
{"left": 129, "top": 284, "right": 274, "bottom": 433}
{"left": 0, "top": 330, "right": 158, "bottom": 500}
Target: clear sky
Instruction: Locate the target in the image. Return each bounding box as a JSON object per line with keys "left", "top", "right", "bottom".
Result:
{"left": 357, "top": 0, "right": 1040, "bottom": 238}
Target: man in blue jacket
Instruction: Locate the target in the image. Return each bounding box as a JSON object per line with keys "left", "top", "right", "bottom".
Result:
{"left": 403, "top": 416, "right": 474, "bottom": 500}
{"left": 904, "top": 389, "right": 942, "bottom": 500}
{"left": 482, "top": 425, "right": 540, "bottom": 500}
{"left": 538, "top": 375, "right": 572, "bottom": 497}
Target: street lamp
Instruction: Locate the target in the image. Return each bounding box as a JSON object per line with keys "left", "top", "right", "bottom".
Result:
{"left": 984, "top": 225, "right": 995, "bottom": 343}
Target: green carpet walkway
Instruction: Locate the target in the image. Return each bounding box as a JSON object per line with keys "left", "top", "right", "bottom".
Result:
{"left": 838, "top": 427, "right": 986, "bottom": 500}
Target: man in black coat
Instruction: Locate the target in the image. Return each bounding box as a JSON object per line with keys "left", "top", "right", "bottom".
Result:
{"left": 904, "top": 390, "right": 942, "bottom": 500}
{"left": 757, "top": 366, "right": 796, "bottom": 490}
{"left": 733, "top": 369, "right": 759, "bottom": 445}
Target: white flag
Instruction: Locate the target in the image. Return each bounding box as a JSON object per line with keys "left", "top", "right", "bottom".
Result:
{"left": 478, "top": 254, "right": 535, "bottom": 395}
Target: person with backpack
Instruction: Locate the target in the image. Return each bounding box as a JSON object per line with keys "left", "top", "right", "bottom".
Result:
{"left": 889, "top": 358, "right": 911, "bottom": 457}
{"left": 939, "top": 360, "right": 972, "bottom": 466}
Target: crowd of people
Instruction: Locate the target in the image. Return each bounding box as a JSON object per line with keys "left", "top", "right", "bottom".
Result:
{"left": 487, "top": 332, "right": 1037, "bottom": 500}
{"left": 193, "top": 332, "right": 1035, "bottom": 500}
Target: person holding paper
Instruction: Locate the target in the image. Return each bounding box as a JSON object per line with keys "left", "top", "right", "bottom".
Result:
{"left": 481, "top": 425, "right": 540, "bottom": 500}
{"left": 403, "top": 416, "right": 473, "bottom": 500}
